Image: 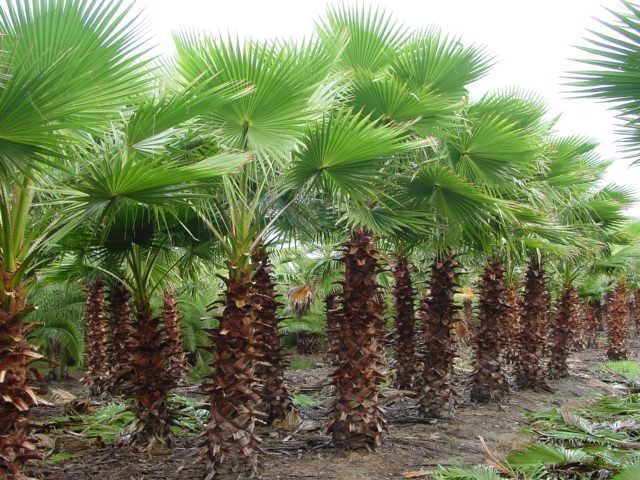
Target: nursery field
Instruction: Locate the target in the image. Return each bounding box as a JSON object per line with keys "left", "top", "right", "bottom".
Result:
{"left": 4, "top": 1, "right": 640, "bottom": 480}
{"left": 30, "top": 340, "right": 639, "bottom": 479}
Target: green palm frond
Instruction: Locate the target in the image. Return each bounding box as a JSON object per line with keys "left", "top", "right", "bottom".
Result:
{"left": 286, "top": 109, "right": 417, "bottom": 198}
{"left": 0, "top": 0, "right": 151, "bottom": 176}
{"left": 506, "top": 443, "right": 592, "bottom": 473}
{"left": 174, "top": 35, "right": 331, "bottom": 159}
{"left": 317, "top": 5, "right": 409, "bottom": 73}
{"left": 433, "top": 465, "right": 503, "bottom": 480}
{"left": 543, "top": 135, "right": 605, "bottom": 189}
{"left": 27, "top": 283, "right": 85, "bottom": 367}
{"left": 392, "top": 30, "right": 492, "bottom": 96}
{"left": 449, "top": 111, "right": 540, "bottom": 185}
{"left": 571, "top": 1, "right": 640, "bottom": 159}
{"left": 350, "top": 70, "right": 460, "bottom": 134}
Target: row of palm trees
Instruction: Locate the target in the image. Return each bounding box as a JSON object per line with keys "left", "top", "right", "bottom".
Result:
{"left": 0, "top": 1, "right": 639, "bottom": 479}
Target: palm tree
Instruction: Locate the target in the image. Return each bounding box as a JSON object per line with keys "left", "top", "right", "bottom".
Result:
{"left": 56, "top": 82, "right": 249, "bottom": 447}
{"left": 173, "top": 35, "right": 334, "bottom": 475}
{"left": 548, "top": 284, "right": 579, "bottom": 379}
{"left": 0, "top": 1, "right": 149, "bottom": 474}
{"left": 287, "top": 109, "right": 419, "bottom": 449}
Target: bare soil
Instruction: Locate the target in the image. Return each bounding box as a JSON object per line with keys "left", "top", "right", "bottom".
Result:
{"left": 29, "top": 338, "right": 635, "bottom": 480}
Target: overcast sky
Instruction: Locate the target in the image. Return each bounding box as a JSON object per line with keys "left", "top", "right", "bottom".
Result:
{"left": 137, "top": 0, "right": 639, "bottom": 215}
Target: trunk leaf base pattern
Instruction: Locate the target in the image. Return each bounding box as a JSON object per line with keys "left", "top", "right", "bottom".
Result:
{"left": 607, "top": 282, "right": 630, "bottom": 361}
{"left": 392, "top": 256, "right": 416, "bottom": 390}
{"left": 0, "top": 275, "right": 42, "bottom": 478}
{"left": 470, "top": 260, "right": 509, "bottom": 403}
{"left": 548, "top": 286, "right": 578, "bottom": 379}
{"left": 84, "top": 280, "right": 109, "bottom": 397}
{"left": 328, "top": 229, "right": 386, "bottom": 450}
{"left": 418, "top": 253, "right": 460, "bottom": 417}
{"left": 515, "top": 259, "right": 550, "bottom": 391}
{"left": 200, "top": 271, "right": 262, "bottom": 478}
{"left": 252, "top": 248, "right": 298, "bottom": 427}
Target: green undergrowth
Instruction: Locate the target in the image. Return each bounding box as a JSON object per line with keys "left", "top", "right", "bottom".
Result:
{"left": 292, "top": 393, "right": 323, "bottom": 407}
{"left": 289, "top": 358, "right": 318, "bottom": 370}
{"left": 46, "top": 452, "right": 83, "bottom": 464}
{"left": 50, "top": 395, "right": 208, "bottom": 443}
{"left": 434, "top": 362, "right": 640, "bottom": 479}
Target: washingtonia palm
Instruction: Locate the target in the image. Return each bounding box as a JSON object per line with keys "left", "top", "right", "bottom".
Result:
{"left": 0, "top": 1, "right": 150, "bottom": 475}
{"left": 172, "top": 35, "right": 335, "bottom": 477}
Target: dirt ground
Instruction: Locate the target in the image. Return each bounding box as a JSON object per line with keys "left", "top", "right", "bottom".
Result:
{"left": 29, "top": 338, "right": 635, "bottom": 480}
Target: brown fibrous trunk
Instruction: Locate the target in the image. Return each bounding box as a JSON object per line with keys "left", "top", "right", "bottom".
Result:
{"left": 470, "top": 259, "right": 509, "bottom": 403}
{"left": 117, "top": 300, "right": 175, "bottom": 448}
{"left": 548, "top": 285, "right": 578, "bottom": 379}
{"left": 84, "top": 279, "right": 109, "bottom": 397}
{"left": 392, "top": 255, "right": 415, "bottom": 390}
{"left": 328, "top": 228, "right": 386, "bottom": 450}
{"left": 418, "top": 252, "right": 460, "bottom": 417}
{"left": 252, "top": 247, "right": 298, "bottom": 427}
{"left": 200, "top": 266, "right": 262, "bottom": 477}
{"left": 0, "top": 273, "right": 42, "bottom": 477}
{"left": 107, "top": 282, "right": 133, "bottom": 394}
{"left": 162, "top": 289, "right": 188, "bottom": 385}
{"left": 515, "top": 258, "right": 549, "bottom": 390}
{"left": 607, "top": 282, "right": 630, "bottom": 361}
{"left": 501, "top": 286, "right": 521, "bottom": 366}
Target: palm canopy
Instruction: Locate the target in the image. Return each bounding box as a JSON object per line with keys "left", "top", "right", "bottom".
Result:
{"left": 173, "top": 34, "right": 334, "bottom": 162}
{"left": 571, "top": 0, "right": 640, "bottom": 160}
{"left": 0, "top": 0, "right": 151, "bottom": 177}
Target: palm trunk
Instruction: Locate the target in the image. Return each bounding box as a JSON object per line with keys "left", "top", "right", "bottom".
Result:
{"left": 162, "top": 289, "right": 188, "bottom": 385}
{"left": 84, "top": 279, "right": 109, "bottom": 397}
{"left": 392, "top": 255, "right": 416, "bottom": 390}
{"left": 501, "top": 286, "right": 521, "bottom": 366}
{"left": 200, "top": 264, "right": 261, "bottom": 477}
{"left": 548, "top": 285, "right": 577, "bottom": 379}
{"left": 123, "top": 300, "right": 175, "bottom": 447}
{"left": 252, "top": 247, "right": 297, "bottom": 426}
{"left": 328, "top": 228, "right": 386, "bottom": 450}
{"left": 107, "top": 282, "right": 133, "bottom": 393}
{"left": 515, "top": 258, "right": 549, "bottom": 390}
{"left": 0, "top": 272, "right": 42, "bottom": 477}
{"left": 470, "top": 259, "right": 509, "bottom": 402}
{"left": 607, "top": 282, "right": 629, "bottom": 361}
{"left": 418, "top": 252, "right": 460, "bottom": 417}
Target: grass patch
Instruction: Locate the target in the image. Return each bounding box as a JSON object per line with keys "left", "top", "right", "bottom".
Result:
{"left": 289, "top": 358, "right": 317, "bottom": 370}
{"left": 292, "top": 394, "right": 322, "bottom": 407}
{"left": 602, "top": 360, "right": 640, "bottom": 379}
{"left": 435, "top": 362, "right": 640, "bottom": 479}
{"left": 46, "top": 452, "right": 83, "bottom": 464}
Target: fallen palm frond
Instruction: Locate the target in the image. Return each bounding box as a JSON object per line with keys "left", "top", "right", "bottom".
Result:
{"left": 436, "top": 364, "right": 640, "bottom": 479}
{"left": 44, "top": 395, "right": 209, "bottom": 444}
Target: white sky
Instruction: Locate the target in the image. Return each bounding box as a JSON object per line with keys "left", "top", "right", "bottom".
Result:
{"left": 138, "top": 0, "right": 640, "bottom": 215}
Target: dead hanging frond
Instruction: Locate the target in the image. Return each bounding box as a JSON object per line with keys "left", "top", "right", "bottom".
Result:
{"left": 287, "top": 282, "right": 318, "bottom": 318}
